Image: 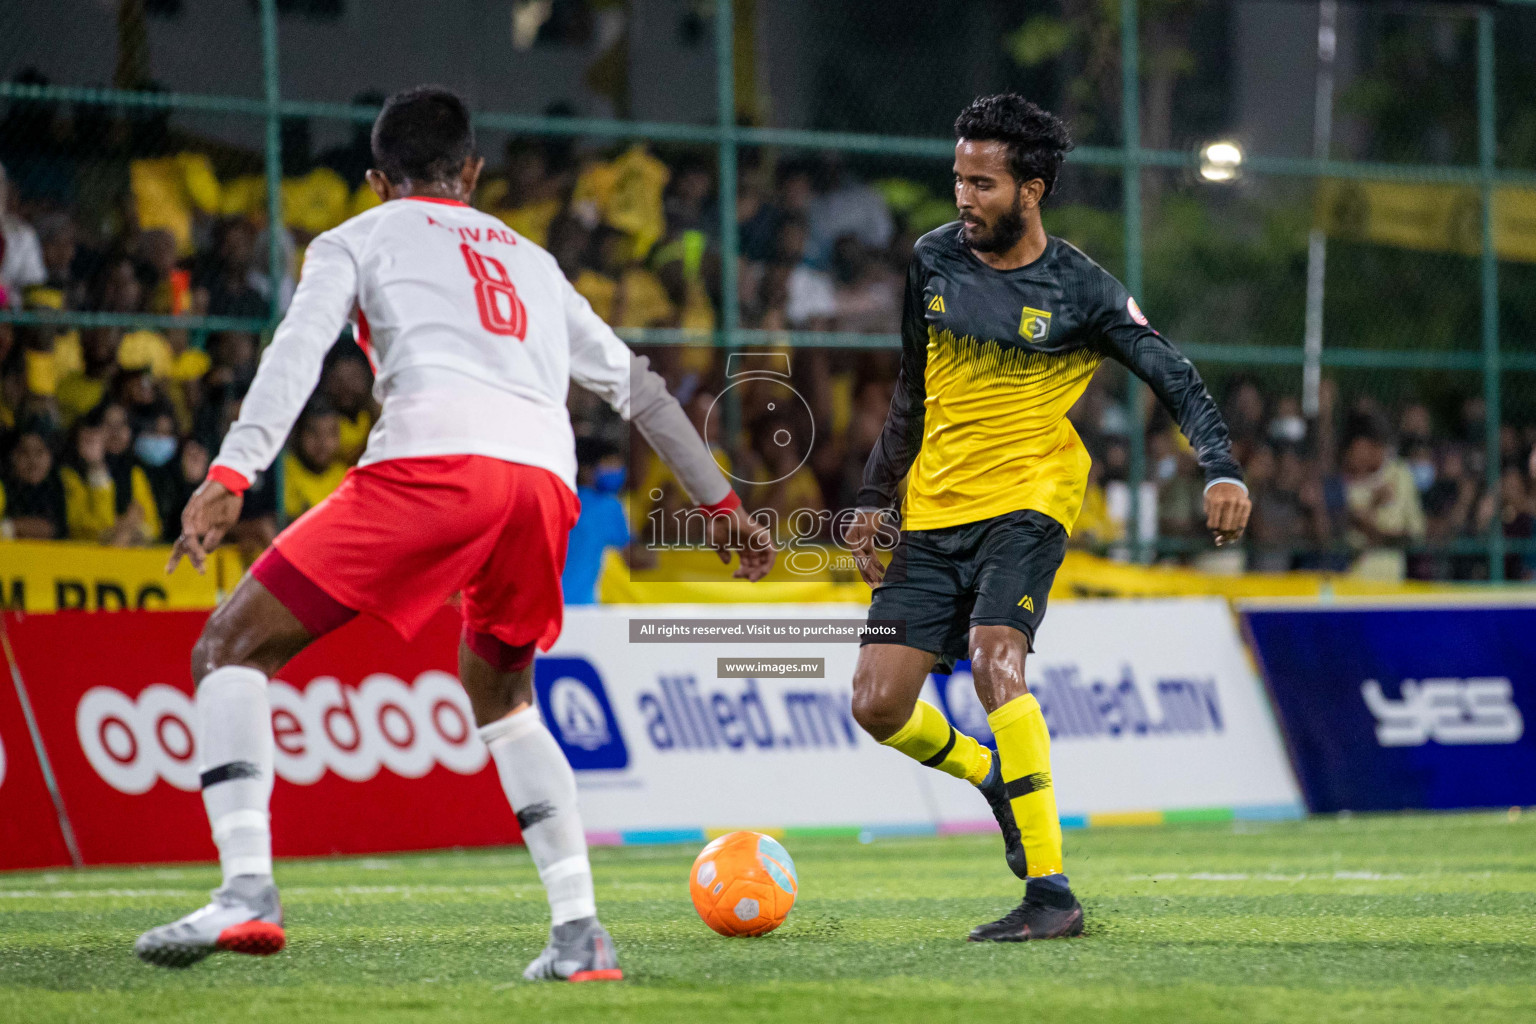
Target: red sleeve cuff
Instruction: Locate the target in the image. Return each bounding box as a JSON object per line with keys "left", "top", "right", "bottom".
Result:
{"left": 698, "top": 489, "right": 742, "bottom": 514}
{"left": 207, "top": 465, "right": 251, "bottom": 495}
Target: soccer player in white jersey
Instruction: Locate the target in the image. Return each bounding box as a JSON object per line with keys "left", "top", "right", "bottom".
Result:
{"left": 134, "top": 86, "right": 772, "bottom": 980}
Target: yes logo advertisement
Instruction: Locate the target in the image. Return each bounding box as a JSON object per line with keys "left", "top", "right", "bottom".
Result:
{"left": 1361, "top": 677, "right": 1523, "bottom": 747}
{"left": 1245, "top": 604, "right": 1536, "bottom": 812}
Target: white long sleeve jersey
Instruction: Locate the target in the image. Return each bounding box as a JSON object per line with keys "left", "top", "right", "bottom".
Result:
{"left": 213, "top": 196, "right": 667, "bottom": 495}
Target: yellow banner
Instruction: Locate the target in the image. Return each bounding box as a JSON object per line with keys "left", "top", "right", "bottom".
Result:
{"left": 1316, "top": 178, "right": 1536, "bottom": 262}
{"left": 0, "top": 541, "right": 243, "bottom": 613}
{"left": 0, "top": 541, "right": 1457, "bottom": 614}
{"left": 598, "top": 547, "right": 1448, "bottom": 604}
{"left": 1049, "top": 551, "right": 1441, "bottom": 600}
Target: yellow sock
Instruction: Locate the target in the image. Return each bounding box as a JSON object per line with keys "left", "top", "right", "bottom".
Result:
{"left": 987, "top": 693, "right": 1064, "bottom": 878}
{"left": 881, "top": 700, "right": 991, "bottom": 786}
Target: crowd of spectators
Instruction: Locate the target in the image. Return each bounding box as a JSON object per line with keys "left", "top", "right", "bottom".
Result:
{"left": 1069, "top": 379, "right": 1536, "bottom": 581}
{"left": 2, "top": 109, "right": 1533, "bottom": 582}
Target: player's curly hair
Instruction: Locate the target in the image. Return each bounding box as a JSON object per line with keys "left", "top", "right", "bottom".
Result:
{"left": 371, "top": 85, "right": 476, "bottom": 185}
{"left": 954, "top": 94, "right": 1074, "bottom": 199}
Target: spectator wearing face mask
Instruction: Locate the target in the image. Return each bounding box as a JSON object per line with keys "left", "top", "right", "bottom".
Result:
{"left": 133, "top": 409, "right": 191, "bottom": 542}
{"left": 562, "top": 438, "right": 632, "bottom": 606}
{"left": 1267, "top": 395, "right": 1308, "bottom": 449}
{"left": 1404, "top": 441, "right": 1437, "bottom": 496}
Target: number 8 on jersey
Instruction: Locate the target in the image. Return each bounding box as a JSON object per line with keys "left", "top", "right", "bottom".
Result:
{"left": 461, "top": 243, "right": 528, "bottom": 340}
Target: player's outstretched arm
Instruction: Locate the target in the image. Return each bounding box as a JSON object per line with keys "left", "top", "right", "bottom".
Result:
{"left": 850, "top": 259, "right": 929, "bottom": 586}
{"left": 562, "top": 278, "right": 775, "bottom": 581}
{"left": 1094, "top": 290, "right": 1251, "bottom": 546}
{"left": 170, "top": 234, "right": 359, "bottom": 571}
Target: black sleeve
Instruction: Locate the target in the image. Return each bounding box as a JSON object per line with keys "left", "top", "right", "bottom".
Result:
{"left": 855, "top": 256, "right": 930, "bottom": 510}
{"left": 1092, "top": 283, "right": 1244, "bottom": 485}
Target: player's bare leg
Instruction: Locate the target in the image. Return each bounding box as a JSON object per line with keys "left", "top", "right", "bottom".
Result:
{"left": 460, "top": 632, "right": 621, "bottom": 982}
{"left": 137, "top": 578, "right": 319, "bottom": 967}
{"left": 967, "top": 623, "right": 1083, "bottom": 942}
{"left": 849, "top": 642, "right": 937, "bottom": 742}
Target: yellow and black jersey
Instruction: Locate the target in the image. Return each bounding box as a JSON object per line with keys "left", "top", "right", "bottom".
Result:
{"left": 858, "top": 223, "right": 1242, "bottom": 533}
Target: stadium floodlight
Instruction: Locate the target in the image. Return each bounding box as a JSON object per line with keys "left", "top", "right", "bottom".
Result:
{"left": 1198, "top": 140, "right": 1244, "bottom": 183}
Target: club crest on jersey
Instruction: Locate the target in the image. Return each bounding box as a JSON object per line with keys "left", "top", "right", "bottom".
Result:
{"left": 1018, "top": 306, "right": 1052, "bottom": 344}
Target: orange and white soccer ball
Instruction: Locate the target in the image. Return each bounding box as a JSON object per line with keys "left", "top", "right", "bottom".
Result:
{"left": 689, "top": 831, "right": 798, "bottom": 936}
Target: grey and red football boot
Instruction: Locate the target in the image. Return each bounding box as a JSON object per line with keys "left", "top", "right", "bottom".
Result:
{"left": 134, "top": 874, "right": 285, "bottom": 968}
{"left": 522, "top": 916, "right": 623, "bottom": 982}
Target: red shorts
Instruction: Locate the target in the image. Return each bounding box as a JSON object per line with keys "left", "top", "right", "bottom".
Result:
{"left": 255, "top": 455, "right": 579, "bottom": 650}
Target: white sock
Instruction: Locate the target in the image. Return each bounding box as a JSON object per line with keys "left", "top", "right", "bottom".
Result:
{"left": 479, "top": 706, "right": 596, "bottom": 925}
{"left": 196, "top": 665, "right": 274, "bottom": 886}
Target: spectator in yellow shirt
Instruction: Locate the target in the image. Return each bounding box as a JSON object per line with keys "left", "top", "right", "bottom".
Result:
{"left": 747, "top": 411, "right": 825, "bottom": 530}
{"left": 482, "top": 139, "right": 567, "bottom": 247}
{"left": 1070, "top": 461, "right": 1119, "bottom": 547}
{"left": 56, "top": 327, "right": 122, "bottom": 427}
{"left": 283, "top": 402, "right": 348, "bottom": 520}
{"left": 1337, "top": 417, "right": 1427, "bottom": 580}
{"left": 572, "top": 226, "right": 676, "bottom": 329}
{"left": 1341, "top": 420, "right": 1426, "bottom": 549}
{"left": 95, "top": 254, "right": 176, "bottom": 378}
{"left": 319, "top": 347, "right": 377, "bottom": 464}
{"left": 60, "top": 402, "right": 161, "bottom": 545}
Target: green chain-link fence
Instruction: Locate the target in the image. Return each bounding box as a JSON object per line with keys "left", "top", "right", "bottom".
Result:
{"left": 3, "top": 0, "right": 1535, "bottom": 579}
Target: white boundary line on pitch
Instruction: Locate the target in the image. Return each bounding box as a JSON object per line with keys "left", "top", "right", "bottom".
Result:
{"left": 6, "top": 870, "right": 1519, "bottom": 899}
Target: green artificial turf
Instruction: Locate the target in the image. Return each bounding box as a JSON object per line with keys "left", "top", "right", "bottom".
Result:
{"left": 3, "top": 811, "right": 1534, "bottom": 1023}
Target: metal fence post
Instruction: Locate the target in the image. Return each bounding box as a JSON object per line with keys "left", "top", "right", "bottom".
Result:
{"left": 259, "top": 0, "right": 283, "bottom": 327}
{"left": 717, "top": 0, "right": 742, "bottom": 452}
{"left": 1478, "top": 8, "right": 1503, "bottom": 583}
{"left": 258, "top": 0, "right": 286, "bottom": 525}
{"left": 258, "top": 0, "right": 288, "bottom": 528}
{"left": 1121, "top": 0, "right": 1146, "bottom": 561}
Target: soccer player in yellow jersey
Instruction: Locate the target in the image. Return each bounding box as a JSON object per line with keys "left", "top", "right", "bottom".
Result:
{"left": 846, "top": 94, "right": 1252, "bottom": 942}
